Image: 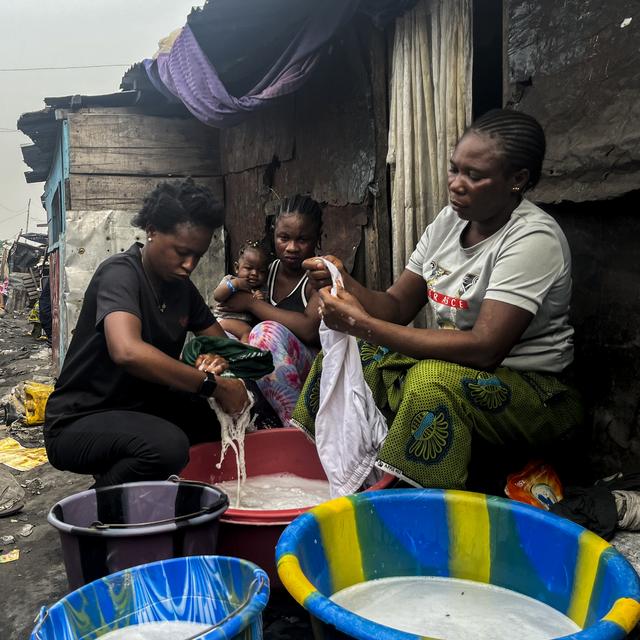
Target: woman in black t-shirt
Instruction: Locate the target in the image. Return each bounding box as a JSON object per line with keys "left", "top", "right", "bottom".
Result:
{"left": 44, "top": 179, "right": 247, "bottom": 487}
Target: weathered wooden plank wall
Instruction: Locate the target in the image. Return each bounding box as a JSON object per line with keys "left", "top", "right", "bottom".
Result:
{"left": 65, "top": 107, "right": 224, "bottom": 210}
{"left": 220, "top": 19, "right": 391, "bottom": 289}
{"left": 68, "top": 175, "right": 224, "bottom": 211}
{"left": 67, "top": 109, "right": 221, "bottom": 176}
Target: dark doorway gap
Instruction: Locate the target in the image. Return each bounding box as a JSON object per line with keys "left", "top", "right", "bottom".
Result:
{"left": 472, "top": 0, "right": 503, "bottom": 118}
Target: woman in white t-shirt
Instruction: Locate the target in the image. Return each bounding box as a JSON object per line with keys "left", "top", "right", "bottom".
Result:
{"left": 292, "top": 109, "right": 583, "bottom": 490}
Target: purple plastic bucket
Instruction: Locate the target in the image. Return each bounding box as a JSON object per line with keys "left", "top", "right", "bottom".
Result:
{"left": 48, "top": 477, "right": 228, "bottom": 591}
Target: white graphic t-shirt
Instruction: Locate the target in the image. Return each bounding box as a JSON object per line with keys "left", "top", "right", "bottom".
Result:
{"left": 406, "top": 199, "right": 574, "bottom": 373}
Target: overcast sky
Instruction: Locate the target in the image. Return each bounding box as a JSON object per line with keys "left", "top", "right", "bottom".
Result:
{"left": 0, "top": 0, "right": 203, "bottom": 241}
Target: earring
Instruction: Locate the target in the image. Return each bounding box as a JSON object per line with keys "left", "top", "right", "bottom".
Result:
{"left": 147, "top": 237, "right": 153, "bottom": 242}
{"left": 511, "top": 186, "right": 521, "bottom": 193}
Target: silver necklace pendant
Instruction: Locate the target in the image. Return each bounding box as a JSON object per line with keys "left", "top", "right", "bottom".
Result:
{"left": 141, "top": 251, "right": 166, "bottom": 313}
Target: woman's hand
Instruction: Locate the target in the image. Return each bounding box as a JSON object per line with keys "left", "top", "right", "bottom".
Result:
{"left": 195, "top": 353, "right": 229, "bottom": 375}
{"left": 214, "top": 377, "right": 250, "bottom": 416}
{"left": 319, "top": 282, "right": 370, "bottom": 335}
{"left": 303, "top": 255, "right": 345, "bottom": 291}
{"left": 217, "top": 291, "right": 255, "bottom": 313}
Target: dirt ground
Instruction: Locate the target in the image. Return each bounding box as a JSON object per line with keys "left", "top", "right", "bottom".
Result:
{"left": 1, "top": 310, "right": 639, "bottom": 639}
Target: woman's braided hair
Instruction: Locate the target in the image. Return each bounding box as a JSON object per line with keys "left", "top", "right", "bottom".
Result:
{"left": 274, "top": 194, "right": 323, "bottom": 244}
{"left": 132, "top": 177, "right": 224, "bottom": 232}
{"left": 467, "top": 109, "right": 546, "bottom": 190}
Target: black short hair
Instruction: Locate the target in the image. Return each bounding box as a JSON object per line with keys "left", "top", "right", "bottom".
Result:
{"left": 132, "top": 178, "right": 224, "bottom": 232}
{"left": 467, "top": 109, "right": 546, "bottom": 190}
{"left": 274, "top": 194, "right": 323, "bottom": 242}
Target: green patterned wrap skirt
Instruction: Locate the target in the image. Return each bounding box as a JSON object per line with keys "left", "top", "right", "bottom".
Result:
{"left": 290, "top": 340, "right": 583, "bottom": 489}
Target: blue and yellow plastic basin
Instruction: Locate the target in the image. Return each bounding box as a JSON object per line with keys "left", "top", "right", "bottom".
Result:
{"left": 31, "top": 555, "right": 269, "bottom": 640}
{"left": 276, "top": 489, "right": 640, "bottom": 640}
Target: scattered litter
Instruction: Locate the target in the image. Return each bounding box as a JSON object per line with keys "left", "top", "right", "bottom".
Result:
{"left": 0, "top": 467, "right": 25, "bottom": 517}
{"left": 30, "top": 347, "right": 52, "bottom": 361}
{"left": 24, "top": 478, "right": 45, "bottom": 493}
{"left": 621, "top": 17, "right": 632, "bottom": 28}
{"left": 1, "top": 380, "right": 54, "bottom": 427}
{"left": 18, "top": 524, "right": 34, "bottom": 537}
{"left": 9, "top": 425, "right": 46, "bottom": 447}
{"left": 1, "top": 534, "right": 16, "bottom": 545}
{"left": 1, "top": 394, "right": 24, "bottom": 426}
{"left": 0, "top": 548, "right": 20, "bottom": 563}
{"left": 0, "top": 438, "right": 48, "bottom": 471}
{"left": 505, "top": 460, "right": 563, "bottom": 510}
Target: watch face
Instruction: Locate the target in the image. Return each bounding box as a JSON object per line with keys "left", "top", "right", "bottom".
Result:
{"left": 201, "top": 373, "right": 217, "bottom": 397}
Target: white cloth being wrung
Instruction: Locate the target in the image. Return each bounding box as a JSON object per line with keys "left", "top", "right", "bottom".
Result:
{"left": 315, "top": 259, "right": 388, "bottom": 498}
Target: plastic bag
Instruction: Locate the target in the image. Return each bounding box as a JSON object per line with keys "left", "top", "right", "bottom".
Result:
{"left": 505, "top": 460, "right": 563, "bottom": 510}
{"left": 24, "top": 381, "right": 54, "bottom": 426}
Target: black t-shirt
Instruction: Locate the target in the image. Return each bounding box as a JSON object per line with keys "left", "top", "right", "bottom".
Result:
{"left": 44, "top": 243, "right": 215, "bottom": 436}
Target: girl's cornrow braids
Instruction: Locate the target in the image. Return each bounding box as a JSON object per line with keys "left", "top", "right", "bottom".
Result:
{"left": 275, "top": 194, "right": 323, "bottom": 243}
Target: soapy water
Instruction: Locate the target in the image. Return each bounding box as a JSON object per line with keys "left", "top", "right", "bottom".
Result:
{"left": 206, "top": 391, "right": 255, "bottom": 507}
{"left": 98, "top": 621, "right": 211, "bottom": 639}
{"left": 215, "top": 473, "right": 331, "bottom": 510}
{"left": 330, "top": 576, "right": 581, "bottom": 640}
{"left": 208, "top": 389, "right": 330, "bottom": 511}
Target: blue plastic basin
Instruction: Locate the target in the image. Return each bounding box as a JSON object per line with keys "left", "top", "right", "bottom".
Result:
{"left": 277, "top": 489, "right": 640, "bottom": 640}
{"left": 31, "top": 555, "right": 269, "bottom": 640}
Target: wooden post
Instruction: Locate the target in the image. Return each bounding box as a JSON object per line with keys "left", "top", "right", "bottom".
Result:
{"left": 363, "top": 22, "right": 392, "bottom": 291}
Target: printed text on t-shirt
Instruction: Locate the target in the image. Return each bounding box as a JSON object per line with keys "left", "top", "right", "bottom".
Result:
{"left": 428, "top": 289, "right": 469, "bottom": 309}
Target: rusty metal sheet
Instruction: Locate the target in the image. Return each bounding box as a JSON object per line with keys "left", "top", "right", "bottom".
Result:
{"left": 223, "top": 168, "right": 268, "bottom": 265}
{"left": 319, "top": 204, "right": 368, "bottom": 273}
{"left": 274, "top": 25, "right": 376, "bottom": 206}
{"left": 220, "top": 98, "right": 295, "bottom": 173}
{"left": 220, "top": 24, "right": 376, "bottom": 273}
{"left": 223, "top": 169, "right": 368, "bottom": 274}
{"left": 508, "top": 0, "right": 640, "bottom": 203}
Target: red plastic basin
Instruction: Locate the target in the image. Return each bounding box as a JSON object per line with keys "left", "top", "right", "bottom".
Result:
{"left": 180, "top": 428, "right": 395, "bottom": 586}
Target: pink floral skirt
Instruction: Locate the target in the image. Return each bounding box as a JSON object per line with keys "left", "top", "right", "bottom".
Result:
{"left": 248, "top": 321, "right": 317, "bottom": 426}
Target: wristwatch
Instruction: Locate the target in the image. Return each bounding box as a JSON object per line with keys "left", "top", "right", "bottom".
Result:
{"left": 198, "top": 371, "right": 217, "bottom": 397}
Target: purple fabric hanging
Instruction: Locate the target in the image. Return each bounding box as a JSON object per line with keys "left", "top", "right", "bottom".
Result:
{"left": 144, "top": 1, "right": 359, "bottom": 128}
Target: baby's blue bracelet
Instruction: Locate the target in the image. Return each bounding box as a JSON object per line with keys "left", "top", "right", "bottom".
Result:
{"left": 225, "top": 278, "right": 237, "bottom": 293}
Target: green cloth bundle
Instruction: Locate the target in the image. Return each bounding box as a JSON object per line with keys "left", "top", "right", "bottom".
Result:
{"left": 182, "top": 336, "right": 274, "bottom": 380}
